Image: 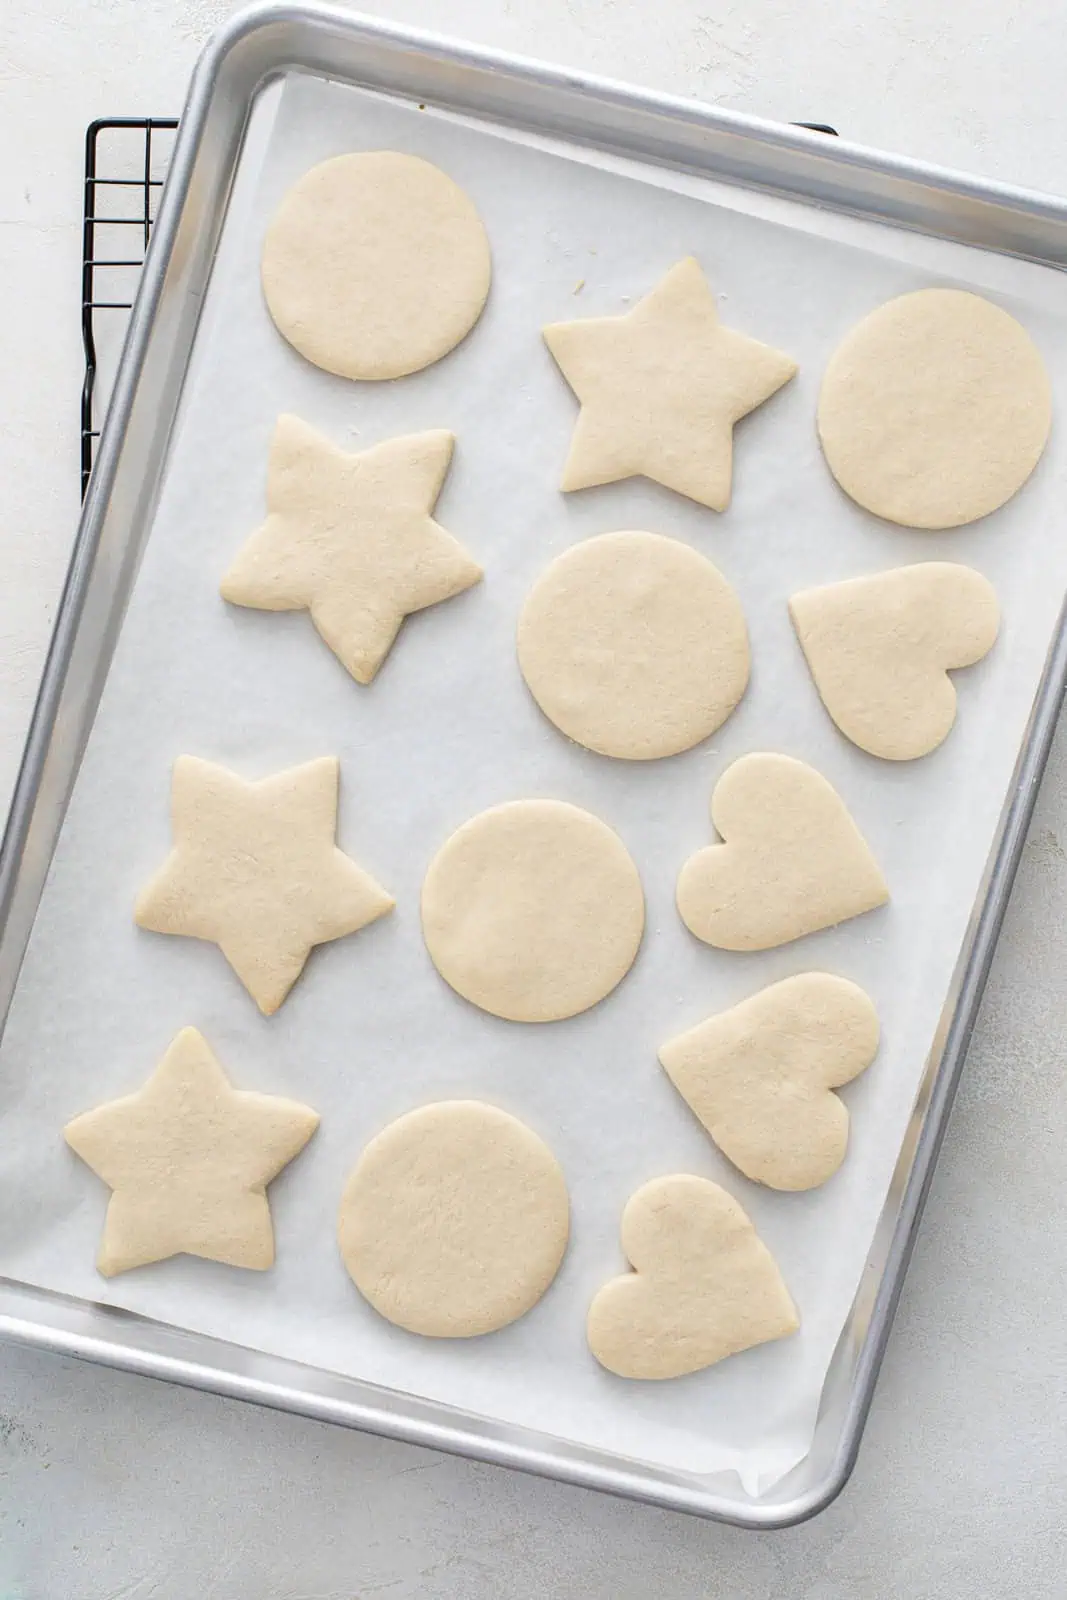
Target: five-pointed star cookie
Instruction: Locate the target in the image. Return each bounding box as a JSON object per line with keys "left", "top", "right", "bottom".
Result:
{"left": 64, "top": 1027, "right": 319, "bottom": 1277}
{"left": 135, "top": 755, "right": 394, "bottom": 1014}
{"left": 543, "top": 256, "right": 798, "bottom": 511}
{"left": 220, "top": 415, "right": 482, "bottom": 683}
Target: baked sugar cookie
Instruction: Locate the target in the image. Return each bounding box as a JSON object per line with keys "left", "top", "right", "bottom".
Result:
{"left": 517, "top": 531, "right": 749, "bottom": 760}
{"left": 221, "top": 417, "right": 482, "bottom": 685}
{"left": 587, "top": 1175, "right": 798, "bottom": 1379}
{"left": 790, "top": 562, "right": 1000, "bottom": 760}
{"left": 261, "top": 152, "right": 491, "bottom": 380}
{"left": 544, "top": 257, "right": 797, "bottom": 511}
{"left": 338, "top": 1101, "right": 569, "bottom": 1337}
{"left": 64, "top": 1028, "right": 319, "bottom": 1277}
{"left": 421, "top": 799, "right": 644, "bottom": 1022}
{"left": 659, "top": 973, "right": 879, "bottom": 1191}
{"left": 676, "top": 753, "right": 888, "bottom": 951}
{"left": 135, "top": 756, "right": 394, "bottom": 1014}
{"left": 818, "top": 289, "right": 1051, "bottom": 528}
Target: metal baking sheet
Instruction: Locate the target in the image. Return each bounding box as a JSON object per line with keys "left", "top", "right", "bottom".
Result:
{"left": 3, "top": 1, "right": 1067, "bottom": 1529}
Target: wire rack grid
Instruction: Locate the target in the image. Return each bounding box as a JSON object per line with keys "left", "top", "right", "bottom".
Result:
{"left": 81, "top": 118, "right": 179, "bottom": 496}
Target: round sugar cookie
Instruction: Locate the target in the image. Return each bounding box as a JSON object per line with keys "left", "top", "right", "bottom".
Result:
{"left": 517, "top": 531, "right": 750, "bottom": 760}
{"left": 338, "top": 1101, "right": 570, "bottom": 1337}
{"left": 261, "top": 152, "right": 491, "bottom": 380}
{"left": 817, "top": 288, "right": 1051, "bottom": 529}
{"left": 421, "top": 799, "right": 644, "bottom": 1022}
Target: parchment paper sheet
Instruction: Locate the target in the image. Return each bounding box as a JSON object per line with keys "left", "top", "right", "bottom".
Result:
{"left": 2, "top": 72, "right": 1067, "bottom": 1496}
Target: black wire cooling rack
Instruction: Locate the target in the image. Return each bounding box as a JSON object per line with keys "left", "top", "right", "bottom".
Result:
{"left": 81, "top": 117, "right": 178, "bottom": 496}
{"left": 78, "top": 116, "right": 836, "bottom": 496}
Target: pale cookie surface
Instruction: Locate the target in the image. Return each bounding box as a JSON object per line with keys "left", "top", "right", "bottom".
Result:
{"left": 517, "top": 531, "right": 749, "bottom": 760}
{"left": 818, "top": 288, "right": 1051, "bottom": 528}
{"left": 421, "top": 799, "right": 644, "bottom": 1022}
{"left": 544, "top": 257, "right": 797, "bottom": 511}
{"left": 586, "top": 1174, "right": 798, "bottom": 1380}
{"left": 676, "top": 753, "right": 888, "bottom": 951}
{"left": 338, "top": 1101, "right": 569, "bottom": 1337}
{"left": 790, "top": 562, "right": 1000, "bottom": 761}
{"left": 221, "top": 416, "right": 482, "bottom": 685}
{"left": 659, "top": 973, "right": 880, "bottom": 1191}
{"left": 64, "top": 1028, "right": 319, "bottom": 1277}
{"left": 135, "top": 756, "right": 394, "bottom": 1014}
{"left": 261, "top": 151, "right": 491, "bottom": 380}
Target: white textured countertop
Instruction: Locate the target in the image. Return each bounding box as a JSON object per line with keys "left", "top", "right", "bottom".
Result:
{"left": 2, "top": 3, "right": 1066, "bottom": 1595}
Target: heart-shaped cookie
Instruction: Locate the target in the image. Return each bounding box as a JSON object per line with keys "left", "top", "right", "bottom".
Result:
{"left": 659, "top": 973, "right": 879, "bottom": 1191}
{"left": 586, "top": 1175, "right": 798, "bottom": 1379}
{"left": 789, "top": 562, "right": 999, "bottom": 761}
{"left": 676, "top": 753, "right": 888, "bottom": 951}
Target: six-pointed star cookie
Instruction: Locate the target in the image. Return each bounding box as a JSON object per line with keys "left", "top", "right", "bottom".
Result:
{"left": 220, "top": 416, "right": 483, "bottom": 683}
{"left": 64, "top": 1027, "right": 319, "bottom": 1276}
{"left": 135, "top": 755, "right": 394, "bottom": 1014}
{"left": 543, "top": 257, "right": 798, "bottom": 510}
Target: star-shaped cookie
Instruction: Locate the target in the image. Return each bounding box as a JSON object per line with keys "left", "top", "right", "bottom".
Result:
{"left": 135, "top": 755, "right": 394, "bottom": 1014}
{"left": 64, "top": 1027, "right": 319, "bottom": 1277}
{"left": 220, "top": 416, "right": 482, "bottom": 683}
{"left": 543, "top": 257, "right": 797, "bottom": 511}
